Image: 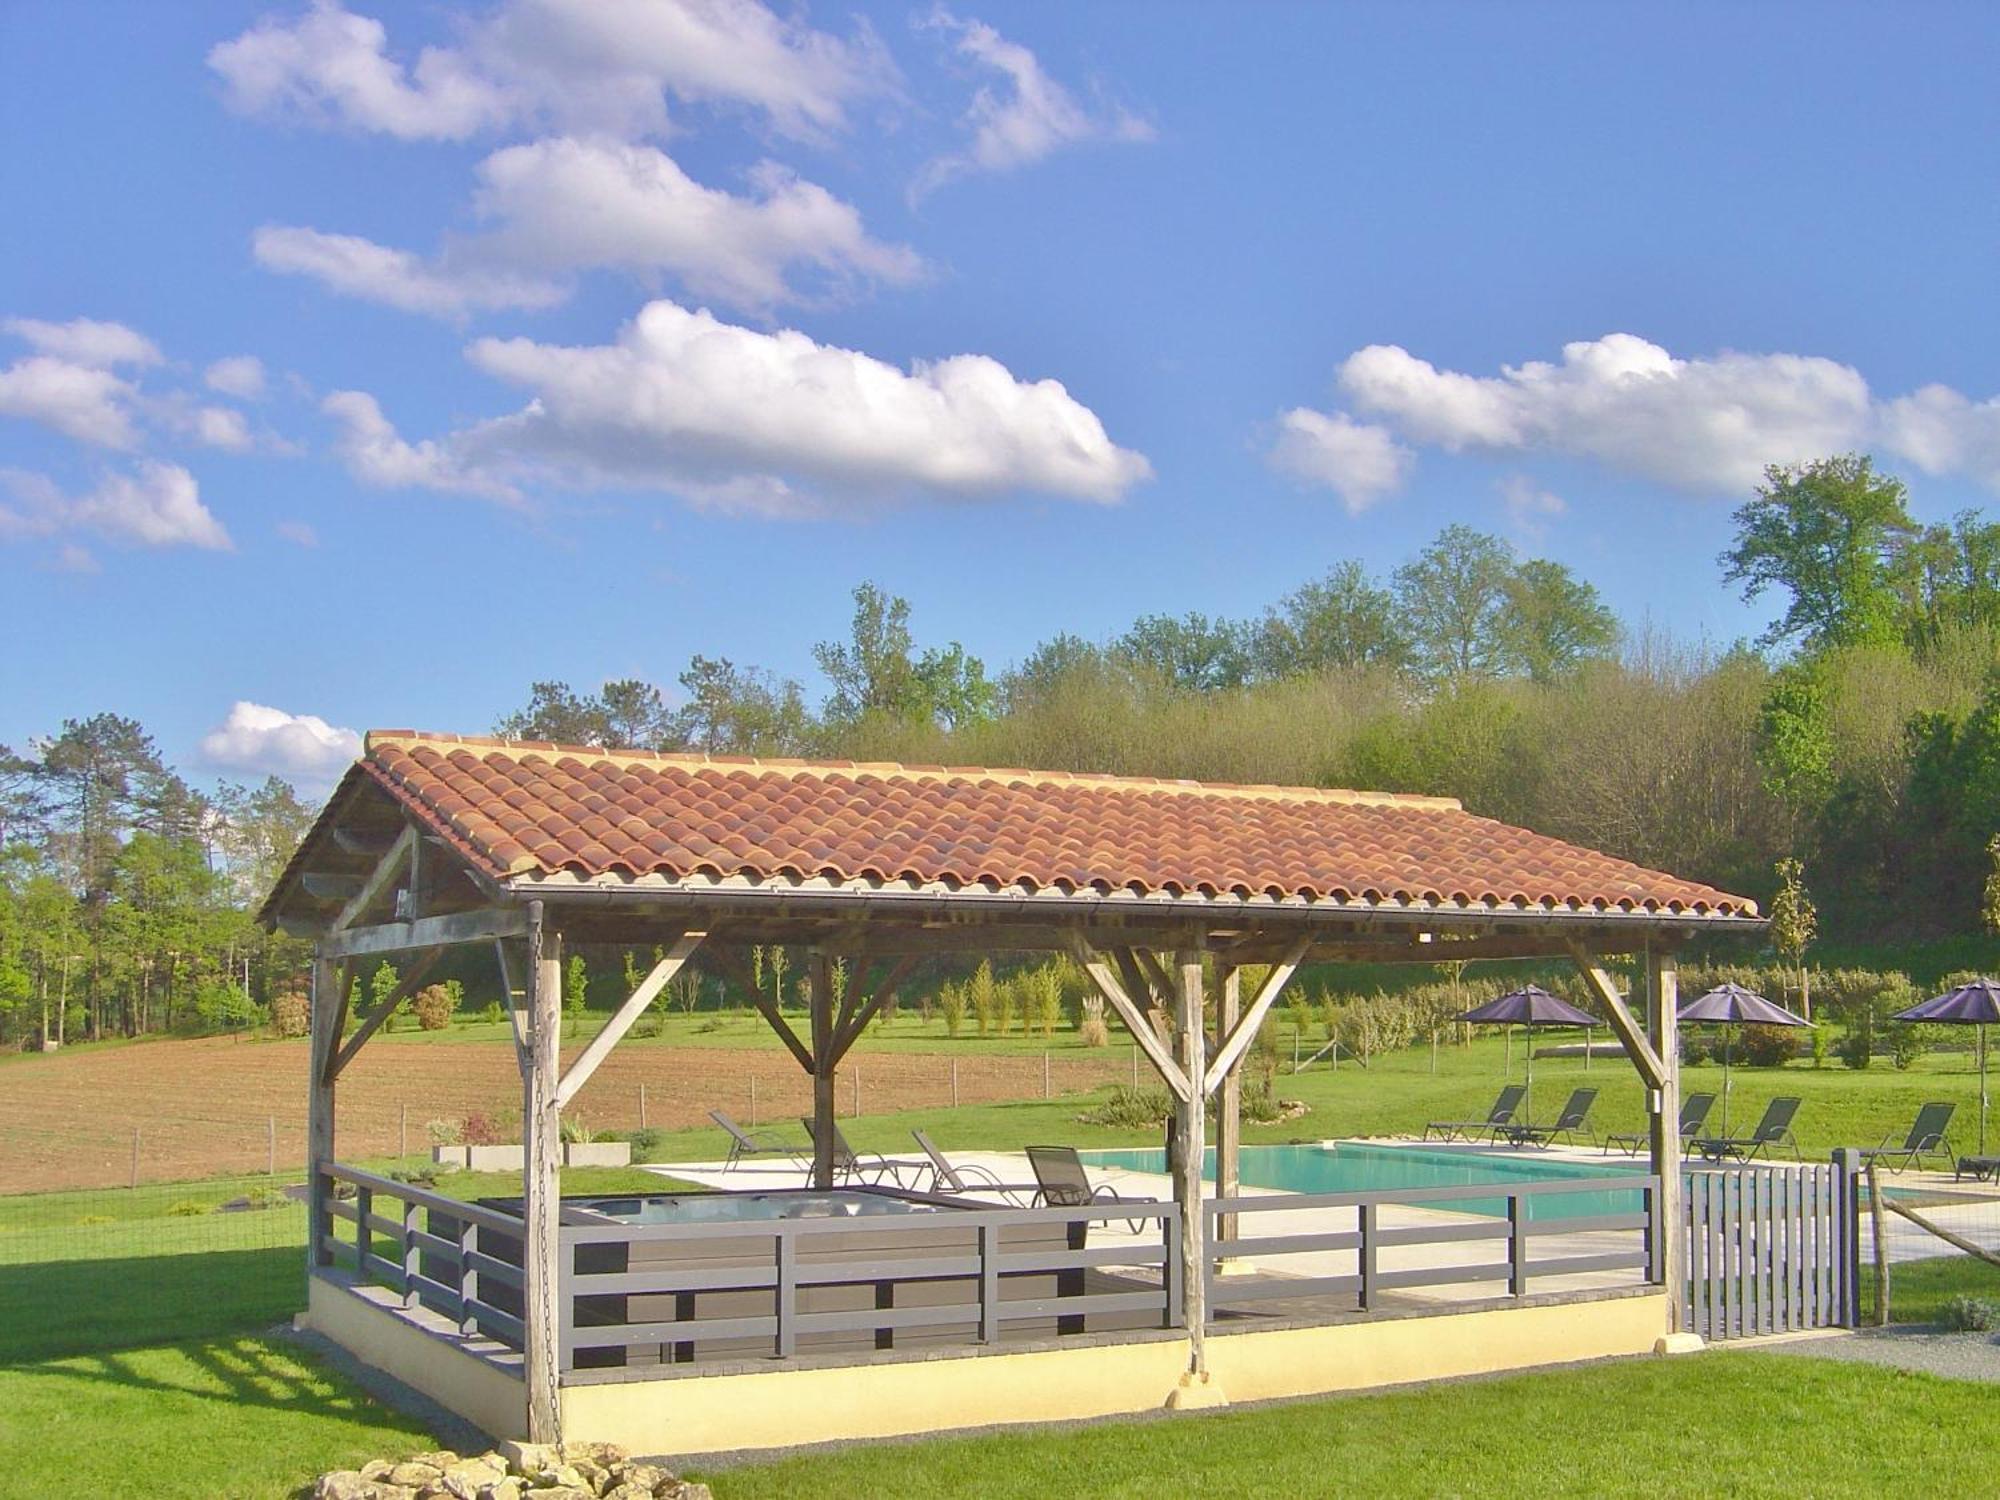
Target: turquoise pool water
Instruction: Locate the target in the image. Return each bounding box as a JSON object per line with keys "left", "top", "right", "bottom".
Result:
{"left": 1078, "top": 1142, "right": 1645, "bottom": 1221}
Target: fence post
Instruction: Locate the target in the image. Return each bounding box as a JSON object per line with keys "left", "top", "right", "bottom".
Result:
{"left": 1359, "top": 1202, "right": 1378, "bottom": 1310}
{"left": 268, "top": 1116, "right": 277, "bottom": 1177}
{"left": 775, "top": 1231, "right": 797, "bottom": 1358}
{"left": 750, "top": 1074, "right": 758, "bottom": 1127}
{"left": 1507, "top": 1192, "right": 1527, "bottom": 1297}
{"left": 402, "top": 1198, "right": 421, "bottom": 1308}
{"left": 978, "top": 1220, "right": 1000, "bottom": 1344}
{"left": 951, "top": 1059, "right": 959, "bottom": 1109}
{"left": 852, "top": 1069, "right": 861, "bottom": 1118}
{"left": 458, "top": 1218, "right": 481, "bottom": 1336}
{"left": 130, "top": 1127, "right": 140, "bottom": 1189}
{"left": 1866, "top": 1158, "right": 1889, "bottom": 1326}
{"left": 1043, "top": 1051, "right": 1051, "bottom": 1099}
{"left": 399, "top": 1103, "right": 407, "bottom": 1163}
{"left": 1833, "top": 1147, "right": 1863, "bottom": 1329}
{"left": 639, "top": 1082, "right": 647, "bottom": 1130}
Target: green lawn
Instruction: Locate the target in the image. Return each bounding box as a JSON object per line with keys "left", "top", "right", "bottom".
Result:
{"left": 691, "top": 1353, "right": 1999, "bottom": 1499}
{"left": 1865, "top": 1252, "right": 2000, "bottom": 1325}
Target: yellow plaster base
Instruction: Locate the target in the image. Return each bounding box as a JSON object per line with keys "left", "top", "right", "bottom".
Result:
{"left": 300, "top": 1275, "right": 526, "bottom": 1440}
{"left": 562, "top": 1293, "right": 1670, "bottom": 1457}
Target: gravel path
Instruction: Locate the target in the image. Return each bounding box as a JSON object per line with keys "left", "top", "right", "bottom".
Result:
{"left": 1762, "top": 1325, "right": 2000, "bottom": 1383}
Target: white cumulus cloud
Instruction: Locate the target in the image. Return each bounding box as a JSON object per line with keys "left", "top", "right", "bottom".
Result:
{"left": 322, "top": 390, "right": 518, "bottom": 500}
{"left": 325, "top": 297, "right": 1149, "bottom": 515}
{"left": 916, "top": 9, "right": 1153, "bottom": 195}
{"left": 253, "top": 225, "right": 563, "bottom": 318}
{"left": 4, "top": 316, "right": 162, "bottom": 368}
{"left": 0, "top": 461, "right": 233, "bottom": 552}
{"left": 199, "top": 701, "right": 362, "bottom": 782}
{"left": 1267, "top": 409, "right": 1412, "bottom": 515}
{"left": 205, "top": 355, "right": 268, "bottom": 400}
{"left": 0, "top": 355, "right": 142, "bottom": 448}
{"left": 209, "top": 0, "right": 894, "bottom": 143}
{"left": 1497, "top": 474, "right": 1567, "bottom": 541}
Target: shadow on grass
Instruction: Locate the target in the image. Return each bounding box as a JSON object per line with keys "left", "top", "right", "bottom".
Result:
{"left": 0, "top": 1246, "right": 303, "bottom": 1363}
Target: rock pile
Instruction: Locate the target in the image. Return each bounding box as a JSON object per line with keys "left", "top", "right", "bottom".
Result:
{"left": 313, "top": 1440, "right": 712, "bottom": 1500}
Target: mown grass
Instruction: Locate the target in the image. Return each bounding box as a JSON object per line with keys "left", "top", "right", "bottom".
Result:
{"left": 691, "top": 1353, "right": 2000, "bottom": 1499}
{"left": 1864, "top": 1252, "right": 2000, "bottom": 1325}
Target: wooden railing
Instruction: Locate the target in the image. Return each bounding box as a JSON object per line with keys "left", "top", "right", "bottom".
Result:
{"left": 1203, "top": 1174, "right": 1660, "bottom": 1315}
{"left": 555, "top": 1199, "right": 1182, "bottom": 1370}
{"left": 317, "top": 1163, "right": 527, "bottom": 1350}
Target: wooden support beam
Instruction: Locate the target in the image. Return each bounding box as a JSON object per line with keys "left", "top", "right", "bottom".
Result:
{"left": 1072, "top": 939, "right": 1191, "bottom": 1101}
{"left": 325, "top": 948, "right": 443, "bottom": 1082}
{"left": 494, "top": 939, "right": 529, "bottom": 1075}
{"left": 808, "top": 951, "right": 837, "bottom": 1189}
{"left": 1568, "top": 942, "right": 1667, "bottom": 1089}
{"left": 1133, "top": 948, "right": 1177, "bottom": 1010}
{"left": 331, "top": 825, "right": 415, "bottom": 933}
{"left": 320, "top": 907, "right": 527, "bottom": 960}
{"left": 307, "top": 953, "right": 339, "bottom": 1269}
{"left": 709, "top": 947, "right": 814, "bottom": 1073}
{"left": 1203, "top": 937, "right": 1309, "bottom": 1095}
{"left": 1216, "top": 965, "right": 1241, "bottom": 1251}
{"left": 330, "top": 826, "right": 397, "bottom": 859}
{"left": 829, "top": 955, "right": 920, "bottom": 1063}
{"left": 1646, "top": 949, "right": 1684, "bottom": 1333}
{"left": 1112, "top": 948, "right": 1166, "bottom": 1036}
{"left": 554, "top": 931, "right": 703, "bottom": 1109}
{"left": 1172, "top": 950, "right": 1215, "bottom": 1397}
{"left": 300, "top": 873, "right": 363, "bottom": 902}
{"left": 522, "top": 906, "right": 562, "bottom": 1445}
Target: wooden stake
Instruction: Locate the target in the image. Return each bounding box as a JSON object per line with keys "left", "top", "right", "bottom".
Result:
{"left": 130, "top": 1127, "right": 140, "bottom": 1189}
{"left": 951, "top": 1058, "right": 959, "bottom": 1108}
{"left": 852, "top": 1068, "right": 861, "bottom": 1119}
{"left": 269, "top": 1115, "right": 278, "bottom": 1177}
{"left": 1868, "top": 1159, "right": 1891, "bottom": 1325}
{"left": 639, "top": 1082, "right": 647, "bottom": 1130}
{"left": 398, "top": 1103, "right": 407, "bottom": 1162}
{"left": 750, "top": 1075, "right": 758, "bottom": 1127}
{"left": 1043, "top": 1051, "right": 1051, "bottom": 1099}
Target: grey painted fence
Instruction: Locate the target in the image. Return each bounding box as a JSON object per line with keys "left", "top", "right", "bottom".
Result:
{"left": 1203, "top": 1174, "right": 1661, "bottom": 1316}
{"left": 316, "top": 1163, "right": 528, "bottom": 1349}
{"left": 1682, "top": 1156, "right": 1860, "bottom": 1341}
{"left": 555, "top": 1198, "right": 1182, "bottom": 1371}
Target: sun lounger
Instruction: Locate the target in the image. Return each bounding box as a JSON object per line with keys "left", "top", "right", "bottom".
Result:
{"left": 1424, "top": 1084, "right": 1527, "bottom": 1143}
{"left": 1025, "top": 1145, "right": 1158, "bottom": 1233}
{"left": 1954, "top": 1154, "right": 2000, "bottom": 1183}
{"left": 802, "top": 1118, "right": 926, "bottom": 1188}
{"left": 1604, "top": 1091, "right": 1716, "bottom": 1157}
{"left": 708, "top": 1109, "right": 806, "bottom": 1171}
{"left": 911, "top": 1130, "right": 1036, "bottom": 1205}
{"left": 1691, "top": 1096, "right": 1803, "bottom": 1162}
{"left": 1859, "top": 1101, "right": 1957, "bottom": 1174}
{"left": 1498, "top": 1087, "right": 1599, "bottom": 1149}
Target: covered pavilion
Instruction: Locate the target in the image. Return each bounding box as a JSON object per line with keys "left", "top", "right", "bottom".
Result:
{"left": 263, "top": 731, "right": 1763, "bottom": 1448}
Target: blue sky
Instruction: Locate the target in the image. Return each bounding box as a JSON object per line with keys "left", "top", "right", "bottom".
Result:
{"left": 5, "top": 1, "right": 1999, "bottom": 789}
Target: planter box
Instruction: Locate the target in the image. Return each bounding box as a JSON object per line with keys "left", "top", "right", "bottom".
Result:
{"left": 431, "top": 1145, "right": 469, "bottom": 1168}
{"left": 466, "top": 1144, "right": 526, "bottom": 1171}
{"left": 563, "top": 1141, "right": 632, "bottom": 1168}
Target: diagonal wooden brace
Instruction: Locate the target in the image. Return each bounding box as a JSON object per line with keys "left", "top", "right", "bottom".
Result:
{"left": 1204, "top": 937, "right": 1310, "bottom": 1095}
{"left": 1568, "top": 941, "right": 1666, "bottom": 1090}
{"left": 1072, "top": 937, "right": 1192, "bottom": 1101}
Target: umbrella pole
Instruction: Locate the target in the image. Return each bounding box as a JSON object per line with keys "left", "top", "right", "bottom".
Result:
{"left": 1981, "top": 1025, "right": 1988, "bottom": 1156}
{"left": 1722, "top": 1025, "right": 1733, "bottom": 1137}
{"left": 1524, "top": 1028, "right": 1532, "bottom": 1123}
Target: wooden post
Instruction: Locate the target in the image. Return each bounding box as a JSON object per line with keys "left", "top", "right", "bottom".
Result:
{"left": 1216, "top": 967, "right": 1241, "bottom": 1251}
{"left": 307, "top": 954, "right": 338, "bottom": 1267}
{"left": 950, "top": 1058, "right": 959, "bottom": 1109}
{"left": 522, "top": 904, "right": 563, "bottom": 1444}
{"left": 1867, "top": 1158, "right": 1890, "bottom": 1325}
{"left": 852, "top": 1067, "right": 861, "bottom": 1119}
{"left": 639, "top": 1082, "right": 647, "bottom": 1130}
{"left": 130, "top": 1127, "right": 140, "bottom": 1189}
{"left": 398, "top": 1103, "right": 407, "bottom": 1163}
{"left": 1168, "top": 949, "right": 1219, "bottom": 1405}
{"left": 810, "top": 952, "right": 836, "bottom": 1188}
{"left": 1647, "top": 949, "right": 1685, "bottom": 1334}
{"left": 750, "top": 1074, "right": 759, "bottom": 1127}
{"left": 268, "top": 1115, "right": 277, "bottom": 1177}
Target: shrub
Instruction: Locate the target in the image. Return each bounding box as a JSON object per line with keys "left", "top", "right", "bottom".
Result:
{"left": 969, "top": 961, "right": 998, "bottom": 1037}
{"left": 1736, "top": 1025, "right": 1800, "bottom": 1068}
{"left": 996, "top": 974, "right": 1018, "bottom": 1037}
{"left": 461, "top": 1111, "right": 505, "bottom": 1147}
{"left": 243, "top": 1185, "right": 295, "bottom": 1209}
{"left": 1887, "top": 1023, "right": 1940, "bottom": 1070}
{"left": 629, "top": 1127, "right": 669, "bottom": 1162}
{"left": 1835, "top": 1026, "right": 1873, "bottom": 1070}
{"left": 426, "top": 1117, "right": 463, "bottom": 1147}
{"left": 559, "top": 1113, "right": 595, "bottom": 1145}
{"left": 1681, "top": 1032, "right": 1713, "bottom": 1067}
{"left": 1027, "top": 965, "right": 1064, "bottom": 1039}
{"left": 1076, "top": 1085, "right": 1174, "bottom": 1128}
{"left": 938, "top": 981, "right": 967, "bottom": 1038}
{"left": 481, "top": 1000, "right": 505, "bottom": 1026}
{"left": 385, "top": 1167, "right": 437, "bottom": 1188}
{"left": 269, "top": 991, "right": 310, "bottom": 1037}
{"left": 77, "top": 1214, "right": 114, "bottom": 1226}
{"left": 167, "top": 1199, "right": 211, "bottom": 1217}
{"left": 1078, "top": 994, "right": 1109, "bottom": 1048}
{"left": 1943, "top": 1295, "right": 2000, "bottom": 1332}
{"left": 411, "top": 983, "right": 458, "bottom": 1031}
{"left": 1809, "top": 1025, "right": 1830, "bottom": 1069}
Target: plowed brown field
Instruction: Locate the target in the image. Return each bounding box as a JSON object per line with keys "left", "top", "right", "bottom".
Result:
{"left": 0, "top": 1036, "right": 1127, "bottom": 1193}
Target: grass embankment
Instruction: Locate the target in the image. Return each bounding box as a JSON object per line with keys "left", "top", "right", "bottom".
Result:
{"left": 693, "top": 1354, "right": 1999, "bottom": 1499}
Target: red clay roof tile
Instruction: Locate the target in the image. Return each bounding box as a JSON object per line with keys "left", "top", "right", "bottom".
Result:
{"left": 347, "top": 731, "right": 1757, "bottom": 917}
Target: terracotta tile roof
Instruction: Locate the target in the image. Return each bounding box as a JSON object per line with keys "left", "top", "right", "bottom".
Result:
{"left": 331, "top": 731, "right": 1757, "bottom": 919}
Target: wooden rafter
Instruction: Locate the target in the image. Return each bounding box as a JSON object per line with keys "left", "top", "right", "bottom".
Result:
{"left": 331, "top": 825, "right": 416, "bottom": 933}
{"left": 1072, "top": 938, "right": 1191, "bottom": 1101}
{"left": 1204, "top": 936, "right": 1310, "bottom": 1094}
{"left": 325, "top": 948, "right": 443, "bottom": 1082}
{"left": 320, "top": 907, "right": 527, "bottom": 960}
{"left": 1567, "top": 941, "right": 1666, "bottom": 1089}
{"left": 829, "top": 955, "right": 919, "bottom": 1062}
{"left": 494, "top": 938, "right": 529, "bottom": 1072}
{"left": 708, "top": 947, "right": 814, "bottom": 1073}
{"left": 555, "top": 931, "right": 703, "bottom": 1109}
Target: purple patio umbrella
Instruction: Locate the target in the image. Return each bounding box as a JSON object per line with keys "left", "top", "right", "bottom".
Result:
{"left": 1893, "top": 978, "right": 2000, "bottom": 1152}
{"left": 1456, "top": 986, "right": 1597, "bottom": 1118}
{"left": 1680, "top": 982, "right": 1810, "bottom": 1134}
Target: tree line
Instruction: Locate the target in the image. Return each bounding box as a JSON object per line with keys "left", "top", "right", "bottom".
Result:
{"left": 6, "top": 453, "right": 1999, "bottom": 1051}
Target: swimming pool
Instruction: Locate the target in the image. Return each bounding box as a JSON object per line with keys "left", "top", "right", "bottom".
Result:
{"left": 1079, "top": 1142, "right": 1645, "bottom": 1221}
